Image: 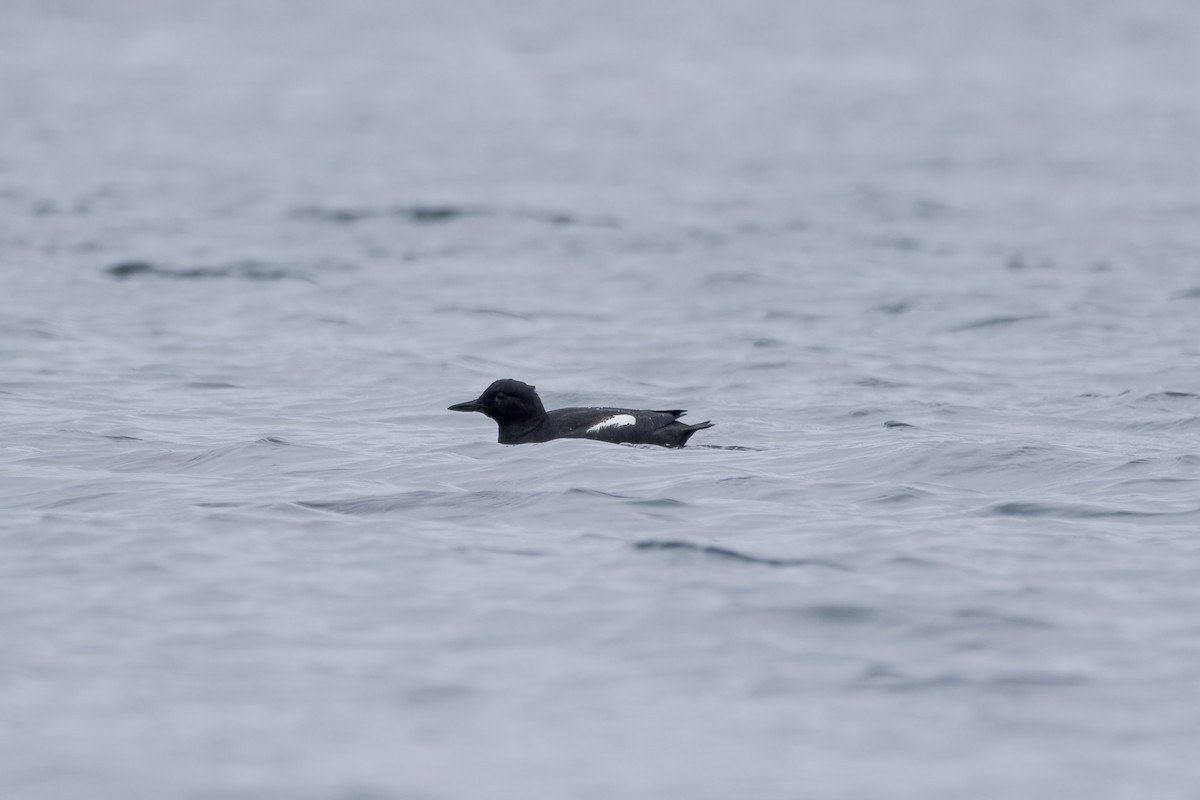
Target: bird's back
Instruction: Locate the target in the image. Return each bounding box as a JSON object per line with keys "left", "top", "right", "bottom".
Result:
{"left": 540, "top": 407, "right": 711, "bottom": 447}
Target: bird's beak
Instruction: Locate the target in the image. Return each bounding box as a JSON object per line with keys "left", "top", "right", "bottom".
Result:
{"left": 448, "top": 399, "right": 484, "bottom": 413}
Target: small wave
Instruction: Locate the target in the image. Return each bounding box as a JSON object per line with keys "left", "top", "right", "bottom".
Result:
{"left": 452, "top": 545, "right": 547, "bottom": 558}
{"left": 565, "top": 488, "right": 628, "bottom": 499}
{"left": 951, "top": 314, "right": 1045, "bottom": 331}
{"left": 872, "top": 234, "right": 921, "bottom": 251}
{"left": 291, "top": 203, "right": 615, "bottom": 228}
{"left": 857, "top": 668, "right": 1085, "bottom": 691}
{"left": 986, "top": 501, "right": 1195, "bottom": 519}
{"left": 437, "top": 306, "right": 532, "bottom": 320}
{"left": 0, "top": 318, "right": 67, "bottom": 340}
{"left": 257, "top": 436, "right": 301, "bottom": 447}
{"left": 186, "top": 381, "right": 241, "bottom": 390}
{"left": 887, "top": 555, "right": 945, "bottom": 569}
{"left": 291, "top": 204, "right": 477, "bottom": 223}
{"left": 990, "top": 671, "right": 1087, "bottom": 687}
{"left": 857, "top": 376, "right": 909, "bottom": 388}
{"left": 869, "top": 486, "right": 932, "bottom": 504}
{"left": 1141, "top": 391, "right": 1200, "bottom": 401}
{"left": 399, "top": 204, "right": 473, "bottom": 223}
{"left": 565, "top": 489, "right": 688, "bottom": 508}
{"left": 954, "top": 607, "right": 1056, "bottom": 630}
{"left": 106, "top": 260, "right": 307, "bottom": 282}
{"left": 300, "top": 490, "right": 538, "bottom": 516}
{"left": 634, "top": 539, "right": 849, "bottom": 569}
{"left": 739, "top": 361, "right": 791, "bottom": 371}
{"left": 704, "top": 270, "right": 764, "bottom": 286}
{"left": 800, "top": 604, "right": 875, "bottom": 622}
{"left": 437, "top": 305, "right": 613, "bottom": 322}
{"left": 691, "top": 444, "right": 766, "bottom": 451}
{"left": 627, "top": 497, "right": 688, "bottom": 508}
{"left": 37, "top": 492, "right": 120, "bottom": 510}
{"left": 103, "top": 436, "right": 319, "bottom": 475}
{"left": 401, "top": 684, "right": 477, "bottom": 707}
{"left": 299, "top": 493, "right": 451, "bottom": 514}
{"left": 1124, "top": 417, "right": 1200, "bottom": 432}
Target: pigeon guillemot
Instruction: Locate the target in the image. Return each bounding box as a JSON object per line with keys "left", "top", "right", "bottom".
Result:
{"left": 448, "top": 379, "right": 714, "bottom": 448}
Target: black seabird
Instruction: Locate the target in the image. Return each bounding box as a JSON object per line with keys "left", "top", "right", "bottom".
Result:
{"left": 448, "top": 379, "right": 714, "bottom": 448}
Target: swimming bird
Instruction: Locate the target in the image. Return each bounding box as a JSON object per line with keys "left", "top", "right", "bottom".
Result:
{"left": 448, "top": 379, "right": 714, "bottom": 448}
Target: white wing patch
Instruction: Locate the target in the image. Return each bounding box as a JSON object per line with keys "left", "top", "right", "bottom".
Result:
{"left": 587, "top": 414, "right": 637, "bottom": 433}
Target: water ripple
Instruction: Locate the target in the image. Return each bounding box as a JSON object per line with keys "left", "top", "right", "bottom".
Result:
{"left": 634, "top": 539, "right": 850, "bottom": 569}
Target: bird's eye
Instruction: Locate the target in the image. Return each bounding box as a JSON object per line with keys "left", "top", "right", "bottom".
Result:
{"left": 495, "top": 392, "right": 506, "bottom": 401}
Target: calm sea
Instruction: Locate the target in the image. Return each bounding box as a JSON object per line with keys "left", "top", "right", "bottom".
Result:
{"left": 3, "top": 1, "right": 1200, "bottom": 798}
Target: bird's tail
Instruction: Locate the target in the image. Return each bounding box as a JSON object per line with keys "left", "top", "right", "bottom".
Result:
{"left": 675, "top": 420, "right": 714, "bottom": 446}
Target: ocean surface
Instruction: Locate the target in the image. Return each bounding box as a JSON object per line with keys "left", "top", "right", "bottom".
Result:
{"left": 3, "top": 1, "right": 1200, "bottom": 798}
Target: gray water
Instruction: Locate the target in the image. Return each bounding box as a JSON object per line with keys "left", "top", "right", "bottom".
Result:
{"left": 3, "top": 1, "right": 1200, "bottom": 798}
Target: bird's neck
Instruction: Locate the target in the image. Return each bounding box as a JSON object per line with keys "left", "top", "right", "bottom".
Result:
{"left": 498, "top": 414, "right": 545, "bottom": 444}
